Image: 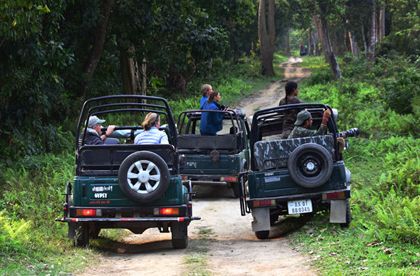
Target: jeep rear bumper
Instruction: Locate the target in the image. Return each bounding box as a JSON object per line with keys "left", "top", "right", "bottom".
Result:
{"left": 55, "top": 216, "right": 200, "bottom": 223}
{"left": 246, "top": 186, "right": 351, "bottom": 208}
{"left": 181, "top": 174, "right": 239, "bottom": 185}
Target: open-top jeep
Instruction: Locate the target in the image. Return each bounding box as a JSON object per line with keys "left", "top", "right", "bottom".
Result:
{"left": 177, "top": 109, "right": 250, "bottom": 197}
{"left": 239, "top": 103, "right": 354, "bottom": 239}
{"left": 55, "top": 95, "right": 199, "bottom": 249}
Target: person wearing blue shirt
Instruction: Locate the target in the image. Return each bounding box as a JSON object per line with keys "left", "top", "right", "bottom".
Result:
{"left": 200, "top": 84, "right": 212, "bottom": 109}
{"left": 200, "top": 91, "right": 228, "bottom": 136}
{"left": 134, "top": 113, "right": 169, "bottom": 144}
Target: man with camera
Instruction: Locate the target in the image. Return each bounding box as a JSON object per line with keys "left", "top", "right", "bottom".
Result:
{"left": 288, "top": 109, "right": 331, "bottom": 139}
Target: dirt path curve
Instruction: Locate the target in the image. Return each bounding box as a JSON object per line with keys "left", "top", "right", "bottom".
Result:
{"left": 77, "top": 57, "right": 315, "bottom": 276}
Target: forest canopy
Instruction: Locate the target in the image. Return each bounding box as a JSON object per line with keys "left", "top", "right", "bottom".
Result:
{"left": 1, "top": 0, "right": 419, "bottom": 161}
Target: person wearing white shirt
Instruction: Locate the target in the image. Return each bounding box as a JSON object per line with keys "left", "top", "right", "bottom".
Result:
{"left": 134, "top": 113, "right": 169, "bottom": 145}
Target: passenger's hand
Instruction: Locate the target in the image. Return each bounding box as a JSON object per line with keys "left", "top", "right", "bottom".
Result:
{"left": 323, "top": 109, "right": 331, "bottom": 118}
{"left": 106, "top": 125, "right": 116, "bottom": 136}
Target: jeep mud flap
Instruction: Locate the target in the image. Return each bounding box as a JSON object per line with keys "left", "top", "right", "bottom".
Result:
{"left": 251, "top": 208, "right": 270, "bottom": 232}
{"left": 329, "top": 199, "right": 346, "bottom": 223}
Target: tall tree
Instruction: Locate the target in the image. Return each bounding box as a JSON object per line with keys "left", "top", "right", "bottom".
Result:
{"left": 313, "top": 0, "right": 341, "bottom": 80}
{"left": 366, "top": 0, "right": 376, "bottom": 62}
{"left": 378, "top": 4, "right": 385, "bottom": 42}
{"left": 81, "top": 0, "right": 115, "bottom": 101}
{"left": 258, "top": 0, "right": 275, "bottom": 76}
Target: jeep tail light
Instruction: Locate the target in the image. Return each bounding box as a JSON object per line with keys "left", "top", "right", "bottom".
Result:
{"left": 253, "top": 200, "right": 275, "bottom": 207}
{"left": 323, "top": 192, "right": 345, "bottom": 200}
{"left": 221, "top": 177, "right": 237, "bottom": 182}
{"left": 76, "top": 209, "right": 97, "bottom": 216}
{"left": 181, "top": 175, "right": 189, "bottom": 180}
{"left": 157, "top": 208, "right": 179, "bottom": 215}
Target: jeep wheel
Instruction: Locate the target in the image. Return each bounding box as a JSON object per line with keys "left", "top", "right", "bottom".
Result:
{"left": 340, "top": 199, "right": 352, "bottom": 227}
{"left": 288, "top": 143, "right": 333, "bottom": 188}
{"left": 119, "top": 151, "right": 170, "bottom": 203}
{"left": 74, "top": 224, "right": 89, "bottom": 247}
{"left": 255, "top": 230, "right": 270, "bottom": 240}
{"left": 171, "top": 222, "right": 188, "bottom": 249}
{"left": 232, "top": 182, "right": 241, "bottom": 198}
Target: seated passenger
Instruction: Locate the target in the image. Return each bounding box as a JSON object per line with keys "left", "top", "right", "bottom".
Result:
{"left": 288, "top": 109, "right": 331, "bottom": 139}
{"left": 199, "top": 91, "right": 228, "bottom": 136}
{"left": 84, "top": 115, "right": 116, "bottom": 145}
{"left": 134, "top": 112, "right": 169, "bottom": 145}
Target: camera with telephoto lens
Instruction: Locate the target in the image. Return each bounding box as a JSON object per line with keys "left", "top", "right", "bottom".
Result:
{"left": 337, "top": 128, "right": 359, "bottom": 138}
{"left": 220, "top": 104, "right": 228, "bottom": 110}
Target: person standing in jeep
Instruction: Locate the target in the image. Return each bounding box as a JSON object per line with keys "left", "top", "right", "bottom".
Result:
{"left": 200, "top": 91, "right": 228, "bottom": 136}
{"left": 200, "top": 83, "right": 213, "bottom": 109}
{"left": 278, "top": 81, "right": 303, "bottom": 139}
{"left": 288, "top": 109, "right": 331, "bottom": 138}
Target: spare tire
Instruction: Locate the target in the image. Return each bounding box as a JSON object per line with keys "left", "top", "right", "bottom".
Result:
{"left": 118, "top": 151, "right": 170, "bottom": 203}
{"left": 288, "top": 143, "right": 333, "bottom": 188}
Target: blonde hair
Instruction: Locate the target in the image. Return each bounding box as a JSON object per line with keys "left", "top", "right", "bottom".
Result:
{"left": 201, "top": 84, "right": 212, "bottom": 96}
{"left": 142, "top": 112, "right": 160, "bottom": 131}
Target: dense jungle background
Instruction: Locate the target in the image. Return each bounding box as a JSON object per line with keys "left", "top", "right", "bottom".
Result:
{"left": 2, "top": 0, "right": 420, "bottom": 275}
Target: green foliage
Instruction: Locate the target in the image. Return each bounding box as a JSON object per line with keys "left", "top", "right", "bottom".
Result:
{"left": 383, "top": 68, "right": 420, "bottom": 114}
{"left": 373, "top": 190, "right": 420, "bottom": 243}
{"left": 0, "top": 211, "right": 31, "bottom": 255}
{"left": 292, "top": 53, "right": 420, "bottom": 275}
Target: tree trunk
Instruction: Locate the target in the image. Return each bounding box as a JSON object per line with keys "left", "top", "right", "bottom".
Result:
{"left": 379, "top": 5, "right": 385, "bottom": 42}
{"left": 258, "top": 0, "right": 275, "bottom": 76}
{"left": 81, "top": 0, "right": 115, "bottom": 101}
{"left": 348, "top": 28, "right": 360, "bottom": 57}
{"left": 308, "top": 28, "right": 314, "bottom": 55}
{"left": 360, "top": 15, "right": 367, "bottom": 55}
{"left": 345, "top": 16, "right": 360, "bottom": 57}
{"left": 315, "top": 3, "right": 341, "bottom": 80}
{"left": 141, "top": 58, "right": 147, "bottom": 96}
{"left": 312, "top": 16, "right": 322, "bottom": 56}
{"left": 286, "top": 27, "right": 290, "bottom": 55}
{"left": 367, "top": 0, "right": 376, "bottom": 62}
{"left": 120, "top": 45, "right": 140, "bottom": 96}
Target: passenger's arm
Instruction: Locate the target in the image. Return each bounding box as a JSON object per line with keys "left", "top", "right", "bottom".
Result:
{"left": 160, "top": 133, "right": 169, "bottom": 144}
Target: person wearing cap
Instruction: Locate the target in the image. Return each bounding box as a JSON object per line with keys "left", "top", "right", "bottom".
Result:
{"left": 134, "top": 112, "right": 169, "bottom": 145}
{"left": 84, "top": 115, "right": 116, "bottom": 145}
{"left": 288, "top": 109, "right": 331, "bottom": 139}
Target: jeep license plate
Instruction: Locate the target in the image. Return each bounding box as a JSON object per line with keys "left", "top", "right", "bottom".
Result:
{"left": 287, "top": 199, "right": 313, "bottom": 214}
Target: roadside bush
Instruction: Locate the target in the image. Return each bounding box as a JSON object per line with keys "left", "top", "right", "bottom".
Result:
{"left": 377, "top": 136, "right": 420, "bottom": 198}
{"left": 383, "top": 69, "right": 420, "bottom": 115}
{"left": 0, "top": 211, "right": 31, "bottom": 255}
{"left": 373, "top": 190, "right": 420, "bottom": 243}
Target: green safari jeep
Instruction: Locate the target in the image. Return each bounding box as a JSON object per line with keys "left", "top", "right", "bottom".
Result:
{"left": 239, "top": 103, "right": 356, "bottom": 239}
{"left": 55, "top": 95, "right": 200, "bottom": 249}
{"left": 177, "top": 109, "right": 250, "bottom": 198}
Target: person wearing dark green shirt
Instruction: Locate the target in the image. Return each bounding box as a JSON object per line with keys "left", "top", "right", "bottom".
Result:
{"left": 288, "top": 109, "right": 331, "bottom": 139}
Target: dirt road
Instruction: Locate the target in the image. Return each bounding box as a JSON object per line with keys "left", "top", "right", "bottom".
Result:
{"left": 78, "top": 57, "right": 315, "bottom": 276}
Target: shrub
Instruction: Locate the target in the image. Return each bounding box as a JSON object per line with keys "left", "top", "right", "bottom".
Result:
{"left": 383, "top": 69, "right": 420, "bottom": 115}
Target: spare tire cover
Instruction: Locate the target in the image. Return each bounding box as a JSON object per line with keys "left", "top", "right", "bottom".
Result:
{"left": 288, "top": 143, "right": 333, "bottom": 188}
{"left": 118, "top": 151, "right": 170, "bottom": 203}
